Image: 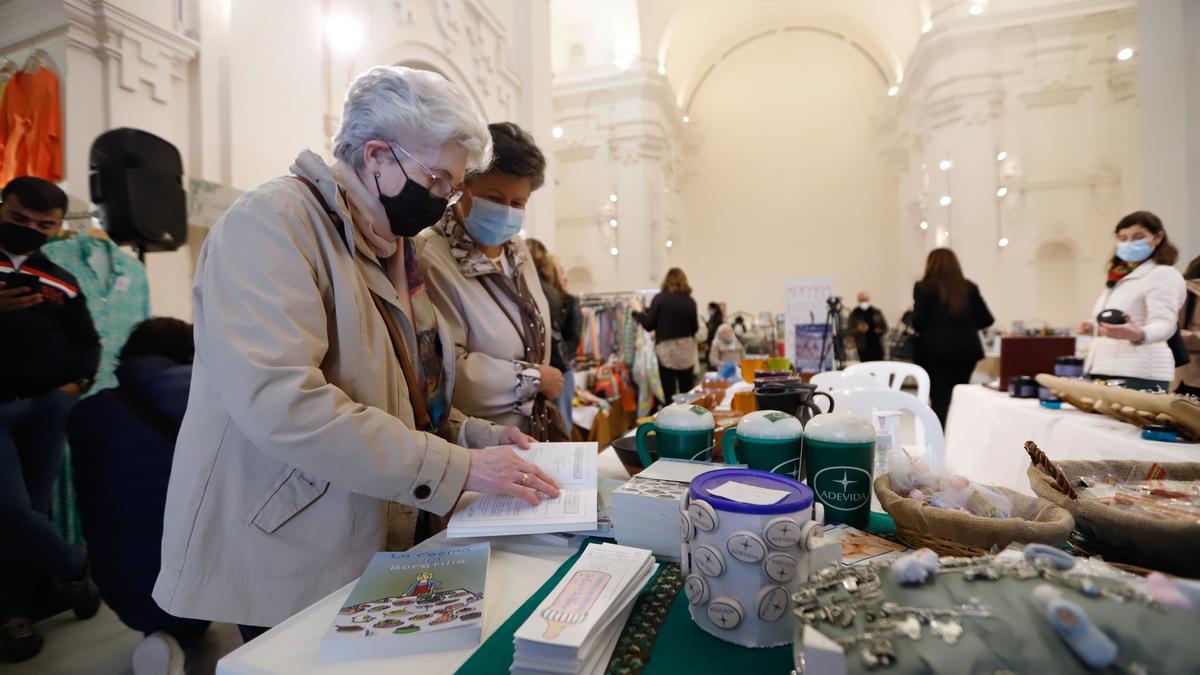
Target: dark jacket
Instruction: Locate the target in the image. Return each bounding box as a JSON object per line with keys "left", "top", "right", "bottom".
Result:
{"left": 912, "top": 281, "right": 994, "bottom": 363}
{"left": 67, "top": 355, "right": 205, "bottom": 635}
{"left": 848, "top": 305, "right": 888, "bottom": 359}
{"left": 0, "top": 250, "right": 101, "bottom": 399}
{"left": 635, "top": 291, "right": 699, "bottom": 342}
{"left": 561, "top": 292, "right": 581, "bottom": 368}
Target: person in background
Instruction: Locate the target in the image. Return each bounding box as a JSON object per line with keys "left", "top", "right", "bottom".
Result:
{"left": 556, "top": 260, "right": 582, "bottom": 380}
{"left": 708, "top": 323, "right": 745, "bottom": 372}
{"left": 526, "top": 240, "right": 580, "bottom": 435}
{"left": 417, "top": 122, "right": 565, "bottom": 440}
{"left": 635, "top": 268, "right": 700, "bottom": 402}
{"left": 706, "top": 302, "right": 725, "bottom": 343}
{"left": 912, "top": 248, "right": 995, "bottom": 424}
{"left": 67, "top": 318, "right": 209, "bottom": 675}
{"left": 0, "top": 176, "right": 101, "bottom": 662}
{"left": 1079, "top": 211, "right": 1185, "bottom": 391}
{"left": 1176, "top": 255, "right": 1200, "bottom": 397}
{"left": 153, "top": 67, "right": 554, "bottom": 644}
{"left": 848, "top": 291, "right": 888, "bottom": 363}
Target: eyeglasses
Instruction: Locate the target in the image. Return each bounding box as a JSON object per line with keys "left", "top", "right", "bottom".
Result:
{"left": 389, "top": 143, "right": 463, "bottom": 206}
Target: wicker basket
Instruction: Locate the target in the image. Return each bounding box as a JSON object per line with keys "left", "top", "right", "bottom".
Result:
{"left": 1025, "top": 445, "right": 1200, "bottom": 576}
{"left": 874, "top": 475, "right": 1075, "bottom": 557}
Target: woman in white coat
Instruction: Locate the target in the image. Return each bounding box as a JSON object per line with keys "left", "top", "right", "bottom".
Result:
{"left": 1080, "top": 211, "right": 1185, "bottom": 390}
{"left": 153, "top": 67, "right": 559, "bottom": 640}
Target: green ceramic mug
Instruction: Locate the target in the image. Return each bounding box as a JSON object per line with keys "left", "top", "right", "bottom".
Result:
{"left": 721, "top": 410, "right": 805, "bottom": 478}
{"left": 636, "top": 403, "right": 715, "bottom": 467}
{"left": 803, "top": 412, "right": 876, "bottom": 529}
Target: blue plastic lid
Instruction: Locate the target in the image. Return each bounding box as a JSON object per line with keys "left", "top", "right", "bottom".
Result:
{"left": 689, "top": 468, "right": 813, "bottom": 514}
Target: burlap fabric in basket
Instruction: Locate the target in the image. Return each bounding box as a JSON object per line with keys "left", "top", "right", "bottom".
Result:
{"left": 1027, "top": 459, "right": 1200, "bottom": 577}
{"left": 1036, "top": 374, "right": 1200, "bottom": 440}
{"left": 874, "top": 475, "right": 1074, "bottom": 557}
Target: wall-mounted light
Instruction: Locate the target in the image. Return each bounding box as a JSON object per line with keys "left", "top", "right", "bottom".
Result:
{"left": 919, "top": 220, "right": 929, "bottom": 230}
{"left": 996, "top": 187, "right": 1008, "bottom": 198}
{"left": 552, "top": 126, "right": 564, "bottom": 139}
{"left": 609, "top": 219, "right": 618, "bottom": 228}
{"left": 921, "top": 20, "right": 933, "bottom": 33}
{"left": 968, "top": 3, "right": 984, "bottom": 16}
{"left": 938, "top": 159, "right": 952, "bottom": 171}
{"left": 609, "top": 193, "right": 618, "bottom": 203}
{"left": 666, "top": 239, "right": 673, "bottom": 248}
{"left": 325, "top": 13, "right": 364, "bottom": 52}
{"left": 998, "top": 237, "right": 1009, "bottom": 248}
{"left": 939, "top": 195, "right": 952, "bottom": 206}
{"left": 1117, "top": 47, "right": 1134, "bottom": 61}
{"left": 610, "top": 247, "right": 619, "bottom": 256}
{"left": 682, "top": 115, "right": 691, "bottom": 124}
{"left": 887, "top": 86, "right": 899, "bottom": 97}
{"left": 996, "top": 150, "right": 1008, "bottom": 161}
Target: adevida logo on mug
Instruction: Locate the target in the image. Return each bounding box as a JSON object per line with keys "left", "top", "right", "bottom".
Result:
{"left": 812, "top": 466, "right": 871, "bottom": 511}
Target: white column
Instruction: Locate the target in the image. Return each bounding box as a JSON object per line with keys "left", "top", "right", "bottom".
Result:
{"left": 513, "top": 0, "right": 556, "bottom": 248}
{"left": 1138, "top": 0, "right": 1200, "bottom": 264}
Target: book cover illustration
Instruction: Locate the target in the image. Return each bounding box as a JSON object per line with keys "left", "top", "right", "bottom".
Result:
{"left": 328, "top": 544, "right": 488, "bottom": 639}
{"left": 614, "top": 477, "right": 689, "bottom": 500}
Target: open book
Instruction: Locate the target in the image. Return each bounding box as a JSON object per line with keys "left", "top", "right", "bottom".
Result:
{"left": 447, "top": 443, "right": 598, "bottom": 538}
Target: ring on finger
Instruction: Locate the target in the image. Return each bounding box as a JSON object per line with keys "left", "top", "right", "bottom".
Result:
{"left": 520, "top": 472, "right": 529, "bottom": 486}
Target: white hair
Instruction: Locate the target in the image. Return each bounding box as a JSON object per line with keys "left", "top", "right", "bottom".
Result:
{"left": 332, "top": 66, "right": 493, "bottom": 172}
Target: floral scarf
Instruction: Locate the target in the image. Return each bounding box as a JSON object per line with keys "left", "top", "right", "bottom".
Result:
{"left": 332, "top": 159, "right": 447, "bottom": 432}
{"left": 1106, "top": 260, "right": 1141, "bottom": 288}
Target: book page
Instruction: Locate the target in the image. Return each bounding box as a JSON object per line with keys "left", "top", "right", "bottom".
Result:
{"left": 509, "top": 442, "right": 597, "bottom": 488}
{"left": 455, "top": 487, "right": 594, "bottom": 524}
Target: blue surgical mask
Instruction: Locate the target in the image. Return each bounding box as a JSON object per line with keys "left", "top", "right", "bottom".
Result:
{"left": 1116, "top": 239, "right": 1153, "bottom": 264}
{"left": 463, "top": 197, "right": 523, "bottom": 246}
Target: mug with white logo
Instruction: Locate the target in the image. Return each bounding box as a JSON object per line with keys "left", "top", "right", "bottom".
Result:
{"left": 721, "top": 410, "right": 805, "bottom": 478}
{"left": 802, "top": 412, "right": 875, "bottom": 529}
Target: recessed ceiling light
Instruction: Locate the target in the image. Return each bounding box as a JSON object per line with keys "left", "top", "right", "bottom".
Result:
{"left": 610, "top": 247, "right": 619, "bottom": 256}
{"left": 682, "top": 115, "right": 691, "bottom": 124}
{"left": 996, "top": 150, "right": 1008, "bottom": 161}
{"left": 609, "top": 193, "right": 618, "bottom": 203}
{"left": 609, "top": 219, "right": 618, "bottom": 228}
{"left": 665, "top": 239, "right": 673, "bottom": 248}
{"left": 998, "top": 237, "right": 1009, "bottom": 247}
{"left": 939, "top": 195, "right": 952, "bottom": 206}
{"left": 919, "top": 220, "right": 929, "bottom": 230}
{"left": 657, "top": 65, "right": 667, "bottom": 76}
{"left": 921, "top": 20, "right": 932, "bottom": 33}
{"left": 996, "top": 187, "right": 1009, "bottom": 198}
{"left": 888, "top": 86, "right": 899, "bottom": 97}
{"left": 939, "top": 159, "right": 952, "bottom": 171}
{"left": 969, "top": 3, "right": 984, "bottom": 16}
{"left": 1117, "top": 47, "right": 1134, "bottom": 61}
{"left": 551, "top": 126, "right": 563, "bottom": 139}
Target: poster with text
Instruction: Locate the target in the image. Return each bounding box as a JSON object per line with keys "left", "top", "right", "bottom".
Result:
{"left": 784, "top": 276, "right": 835, "bottom": 365}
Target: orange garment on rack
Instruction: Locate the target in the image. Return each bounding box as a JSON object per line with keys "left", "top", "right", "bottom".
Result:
{"left": 0, "top": 67, "right": 63, "bottom": 184}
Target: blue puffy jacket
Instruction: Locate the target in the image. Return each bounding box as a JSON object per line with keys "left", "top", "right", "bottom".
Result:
{"left": 67, "top": 355, "right": 208, "bottom": 637}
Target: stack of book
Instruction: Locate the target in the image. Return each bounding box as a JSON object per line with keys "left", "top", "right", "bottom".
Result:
{"left": 611, "top": 459, "right": 727, "bottom": 560}
{"left": 448, "top": 443, "right": 598, "bottom": 538}
{"left": 512, "top": 543, "right": 656, "bottom": 675}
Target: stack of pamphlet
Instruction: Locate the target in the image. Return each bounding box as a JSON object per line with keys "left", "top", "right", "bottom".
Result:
{"left": 511, "top": 543, "right": 656, "bottom": 675}
{"left": 611, "top": 459, "right": 728, "bottom": 560}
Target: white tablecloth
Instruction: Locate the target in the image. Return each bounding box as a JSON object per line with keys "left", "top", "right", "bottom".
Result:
{"left": 944, "top": 384, "right": 1200, "bottom": 495}
{"left": 216, "top": 447, "right": 634, "bottom": 675}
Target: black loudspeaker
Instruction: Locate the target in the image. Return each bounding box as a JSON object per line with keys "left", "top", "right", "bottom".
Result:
{"left": 89, "top": 128, "right": 187, "bottom": 252}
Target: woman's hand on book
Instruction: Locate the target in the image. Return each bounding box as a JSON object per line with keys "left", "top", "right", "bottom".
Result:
{"left": 465, "top": 445, "right": 561, "bottom": 505}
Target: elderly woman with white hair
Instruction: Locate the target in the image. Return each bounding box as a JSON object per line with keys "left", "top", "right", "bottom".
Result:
{"left": 152, "top": 67, "right": 559, "bottom": 641}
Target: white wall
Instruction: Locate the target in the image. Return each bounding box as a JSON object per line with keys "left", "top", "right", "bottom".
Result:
{"left": 678, "top": 29, "right": 900, "bottom": 317}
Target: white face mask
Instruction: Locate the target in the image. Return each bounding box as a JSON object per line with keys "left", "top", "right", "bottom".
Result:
{"left": 859, "top": 302, "right": 871, "bottom": 311}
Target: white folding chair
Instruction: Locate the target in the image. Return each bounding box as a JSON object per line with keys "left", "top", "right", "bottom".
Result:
{"left": 845, "top": 361, "right": 931, "bottom": 404}
{"left": 828, "top": 387, "right": 945, "bottom": 474}
{"left": 810, "top": 371, "right": 885, "bottom": 393}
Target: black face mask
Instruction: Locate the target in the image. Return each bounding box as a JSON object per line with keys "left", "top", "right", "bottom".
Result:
{"left": 374, "top": 147, "right": 449, "bottom": 238}
{"left": 0, "top": 221, "right": 48, "bottom": 255}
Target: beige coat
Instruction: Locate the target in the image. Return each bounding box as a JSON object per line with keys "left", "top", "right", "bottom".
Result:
{"left": 415, "top": 223, "right": 551, "bottom": 432}
{"left": 152, "top": 151, "right": 503, "bottom": 627}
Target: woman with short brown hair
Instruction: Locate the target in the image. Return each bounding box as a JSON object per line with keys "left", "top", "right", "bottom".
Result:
{"left": 635, "top": 267, "right": 700, "bottom": 402}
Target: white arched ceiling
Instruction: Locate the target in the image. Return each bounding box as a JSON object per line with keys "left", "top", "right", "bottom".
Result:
{"left": 654, "top": 0, "right": 925, "bottom": 111}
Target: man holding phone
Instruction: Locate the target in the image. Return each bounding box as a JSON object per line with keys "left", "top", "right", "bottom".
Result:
{"left": 0, "top": 177, "right": 101, "bottom": 662}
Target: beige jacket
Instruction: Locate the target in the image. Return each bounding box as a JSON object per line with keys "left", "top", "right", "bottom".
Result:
{"left": 152, "top": 151, "right": 503, "bottom": 627}
{"left": 415, "top": 221, "right": 551, "bottom": 432}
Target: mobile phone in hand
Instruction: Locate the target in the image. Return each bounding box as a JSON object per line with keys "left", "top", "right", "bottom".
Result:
{"left": 0, "top": 273, "right": 42, "bottom": 293}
